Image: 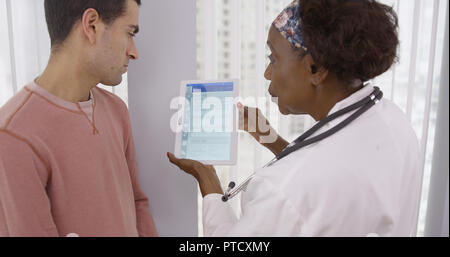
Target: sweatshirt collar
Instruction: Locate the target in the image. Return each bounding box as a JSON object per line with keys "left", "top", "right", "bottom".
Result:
{"left": 26, "top": 81, "right": 94, "bottom": 113}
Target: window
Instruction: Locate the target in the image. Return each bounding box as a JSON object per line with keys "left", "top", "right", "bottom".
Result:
{"left": 196, "top": 0, "right": 448, "bottom": 237}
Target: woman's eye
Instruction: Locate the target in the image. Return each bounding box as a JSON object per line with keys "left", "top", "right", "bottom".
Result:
{"left": 128, "top": 32, "right": 136, "bottom": 37}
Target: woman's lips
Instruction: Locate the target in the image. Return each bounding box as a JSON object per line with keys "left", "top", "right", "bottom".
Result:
{"left": 268, "top": 86, "right": 277, "bottom": 98}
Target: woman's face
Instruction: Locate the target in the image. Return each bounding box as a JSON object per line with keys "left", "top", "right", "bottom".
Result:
{"left": 265, "top": 25, "right": 315, "bottom": 115}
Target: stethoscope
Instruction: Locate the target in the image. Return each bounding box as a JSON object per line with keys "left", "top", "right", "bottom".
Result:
{"left": 222, "top": 86, "right": 383, "bottom": 202}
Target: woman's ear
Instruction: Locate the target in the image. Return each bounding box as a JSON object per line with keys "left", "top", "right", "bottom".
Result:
{"left": 304, "top": 54, "right": 329, "bottom": 86}
{"left": 311, "top": 66, "right": 328, "bottom": 86}
{"left": 81, "top": 8, "right": 101, "bottom": 45}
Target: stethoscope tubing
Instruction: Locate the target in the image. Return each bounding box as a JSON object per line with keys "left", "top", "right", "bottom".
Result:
{"left": 222, "top": 87, "right": 383, "bottom": 202}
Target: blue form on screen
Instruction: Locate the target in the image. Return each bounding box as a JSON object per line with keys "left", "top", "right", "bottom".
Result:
{"left": 181, "top": 82, "right": 234, "bottom": 161}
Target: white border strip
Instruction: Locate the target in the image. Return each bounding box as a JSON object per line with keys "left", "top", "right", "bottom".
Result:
{"left": 230, "top": 0, "right": 241, "bottom": 79}
{"left": 420, "top": 0, "right": 439, "bottom": 174}
{"left": 390, "top": 0, "right": 401, "bottom": 101}
{"left": 406, "top": 0, "right": 421, "bottom": 120}
{"left": 254, "top": 0, "right": 267, "bottom": 169}
{"left": 5, "top": 0, "right": 17, "bottom": 95}
{"left": 228, "top": 0, "right": 242, "bottom": 213}
{"left": 203, "top": 0, "right": 217, "bottom": 79}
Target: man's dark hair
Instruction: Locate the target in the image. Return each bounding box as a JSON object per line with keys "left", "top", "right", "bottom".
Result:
{"left": 298, "top": 0, "right": 399, "bottom": 84}
{"left": 44, "top": 0, "right": 141, "bottom": 48}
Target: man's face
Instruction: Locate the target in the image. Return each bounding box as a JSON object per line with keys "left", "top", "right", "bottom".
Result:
{"left": 91, "top": 0, "right": 140, "bottom": 86}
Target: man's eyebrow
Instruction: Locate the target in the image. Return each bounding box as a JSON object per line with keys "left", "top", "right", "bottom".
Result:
{"left": 129, "top": 25, "right": 139, "bottom": 34}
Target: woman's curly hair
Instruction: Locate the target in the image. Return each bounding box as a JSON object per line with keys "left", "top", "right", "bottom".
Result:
{"left": 298, "top": 0, "right": 399, "bottom": 84}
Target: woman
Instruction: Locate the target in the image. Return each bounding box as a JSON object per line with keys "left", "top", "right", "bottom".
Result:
{"left": 167, "top": 0, "right": 421, "bottom": 236}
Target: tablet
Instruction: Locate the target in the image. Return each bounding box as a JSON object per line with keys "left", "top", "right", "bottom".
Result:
{"left": 174, "top": 80, "right": 239, "bottom": 165}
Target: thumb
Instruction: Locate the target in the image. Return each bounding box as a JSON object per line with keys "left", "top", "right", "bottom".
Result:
{"left": 167, "top": 152, "right": 180, "bottom": 165}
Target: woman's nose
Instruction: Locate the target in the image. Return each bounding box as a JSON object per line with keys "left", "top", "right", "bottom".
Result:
{"left": 264, "top": 63, "right": 272, "bottom": 81}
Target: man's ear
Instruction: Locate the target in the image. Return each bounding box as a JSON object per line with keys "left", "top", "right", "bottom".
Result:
{"left": 81, "top": 8, "right": 101, "bottom": 45}
{"left": 304, "top": 54, "right": 329, "bottom": 86}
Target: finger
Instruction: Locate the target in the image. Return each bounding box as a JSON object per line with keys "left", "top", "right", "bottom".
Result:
{"left": 242, "top": 106, "right": 250, "bottom": 121}
{"left": 167, "top": 152, "right": 180, "bottom": 166}
{"left": 237, "top": 103, "right": 248, "bottom": 115}
{"left": 167, "top": 152, "right": 198, "bottom": 172}
{"left": 246, "top": 107, "right": 258, "bottom": 133}
{"left": 205, "top": 165, "right": 216, "bottom": 173}
{"left": 236, "top": 102, "right": 249, "bottom": 114}
{"left": 238, "top": 108, "right": 245, "bottom": 130}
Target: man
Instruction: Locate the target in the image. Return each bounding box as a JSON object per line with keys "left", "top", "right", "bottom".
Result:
{"left": 0, "top": 0, "right": 158, "bottom": 236}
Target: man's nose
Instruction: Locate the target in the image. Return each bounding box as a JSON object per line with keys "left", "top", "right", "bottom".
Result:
{"left": 128, "top": 39, "right": 139, "bottom": 60}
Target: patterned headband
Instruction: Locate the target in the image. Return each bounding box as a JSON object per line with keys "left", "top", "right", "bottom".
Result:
{"left": 272, "top": 0, "right": 308, "bottom": 52}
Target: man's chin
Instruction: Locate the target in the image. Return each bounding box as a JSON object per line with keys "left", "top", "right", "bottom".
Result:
{"left": 100, "top": 77, "right": 123, "bottom": 87}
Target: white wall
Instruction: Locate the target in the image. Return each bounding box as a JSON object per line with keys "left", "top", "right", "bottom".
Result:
{"left": 127, "top": 0, "right": 198, "bottom": 236}
{"left": 424, "top": 3, "right": 449, "bottom": 237}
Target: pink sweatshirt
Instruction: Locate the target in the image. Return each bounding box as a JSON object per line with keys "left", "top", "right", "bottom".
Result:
{"left": 0, "top": 82, "right": 158, "bottom": 237}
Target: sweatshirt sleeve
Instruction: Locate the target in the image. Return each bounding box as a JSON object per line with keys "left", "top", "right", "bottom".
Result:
{"left": 124, "top": 115, "right": 158, "bottom": 237}
{"left": 0, "top": 131, "right": 59, "bottom": 237}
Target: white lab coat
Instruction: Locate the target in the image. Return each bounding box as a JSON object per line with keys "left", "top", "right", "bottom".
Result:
{"left": 202, "top": 85, "right": 422, "bottom": 237}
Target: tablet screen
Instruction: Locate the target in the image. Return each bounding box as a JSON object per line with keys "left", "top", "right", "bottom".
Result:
{"left": 179, "top": 82, "right": 235, "bottom": 162}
